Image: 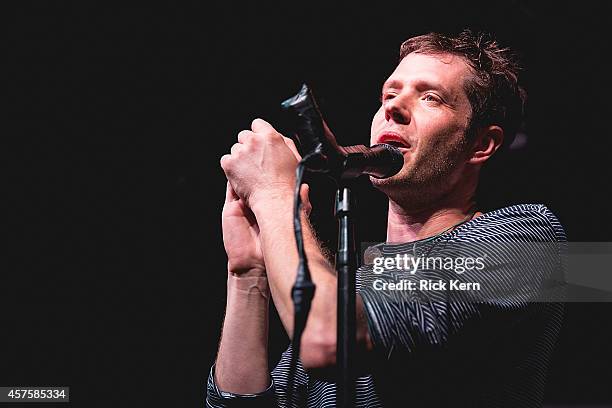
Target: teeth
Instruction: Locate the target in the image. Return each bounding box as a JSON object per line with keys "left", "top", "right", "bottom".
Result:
{"left": 386, "top": 141, "right": 405, "bottom": 148}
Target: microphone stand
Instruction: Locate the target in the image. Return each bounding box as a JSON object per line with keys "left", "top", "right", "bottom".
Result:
{"left": 334, "top": 185, "right": 356, "bottom": 408}
{"left": 281, "top": 84, "right": 402, "bottom": 407}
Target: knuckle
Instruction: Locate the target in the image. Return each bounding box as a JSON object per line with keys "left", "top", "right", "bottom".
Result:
{"left": 220, "top": 155, "right": 230, "bottom": 169}
{"left": 237, "top": 129, "right": 251, "bottom": 142}
{"left": 266, "top": 131, "right": 283, "bottom": 142}
{"left": 249, "top": 133, "right": 262, "bottom": 144}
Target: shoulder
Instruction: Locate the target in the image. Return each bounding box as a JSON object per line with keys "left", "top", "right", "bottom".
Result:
{"left": 452, "top": 204, "right": 566, "bottom": 243}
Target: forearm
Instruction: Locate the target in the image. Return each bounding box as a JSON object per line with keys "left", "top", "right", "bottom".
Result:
{"left": 253, "top": 198, "right": 337, "bottom": 339}
{"left": 214, "top": 273, "right": 271, "bottom": 394}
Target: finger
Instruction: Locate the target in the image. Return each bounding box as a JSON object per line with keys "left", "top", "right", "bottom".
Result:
{"left": 220, "top": 154, "right": 231, "bottom": 171}
{"left": 282, "top": 136, "right": 302, "bottom": 161}
{"left": 251, "top": 118, "right": 276, "bottom": 133}
{"left": 237, "top": 130, "right": 254, "bottom": 144}
{"left": 225, "top": 181, "right": 239, "bottom": 203}
{"left": 230, "top": 143, "right": 243, "bottom": 155}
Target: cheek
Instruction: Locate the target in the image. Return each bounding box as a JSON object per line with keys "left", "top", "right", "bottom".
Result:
{"left": 370, "top": 108, "right": 384, "bottom": 143}
{"left": 419, "top": 112, "right": 466, "bottom": 146}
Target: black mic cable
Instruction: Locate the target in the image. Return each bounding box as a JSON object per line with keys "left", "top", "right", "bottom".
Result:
{"left": 285, "top": 154, "right": 317, "bottom": 408}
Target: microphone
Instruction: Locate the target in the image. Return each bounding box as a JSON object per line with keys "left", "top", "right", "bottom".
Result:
{"left": 281, "top": 84, "right": 404, "bottom": 180}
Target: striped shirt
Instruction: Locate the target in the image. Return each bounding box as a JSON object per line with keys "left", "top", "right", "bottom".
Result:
{"left": 206, "top": 204, "right": 566, "bottom": 407}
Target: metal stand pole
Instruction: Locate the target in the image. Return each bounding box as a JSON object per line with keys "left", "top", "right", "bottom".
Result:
{"left": 335, "top": 186, "right": 356, "bottom": 408}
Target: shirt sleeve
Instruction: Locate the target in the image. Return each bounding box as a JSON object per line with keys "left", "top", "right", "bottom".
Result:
{"left": 206, "top": 364, "right": 277, "bottom": 407}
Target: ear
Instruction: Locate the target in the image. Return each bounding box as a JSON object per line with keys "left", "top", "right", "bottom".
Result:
{"left": 467, "top": 125, "right": 504, "bottom": 165}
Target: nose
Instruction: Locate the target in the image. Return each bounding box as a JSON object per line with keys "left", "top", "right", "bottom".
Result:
{"left": 384, "top": 96, "right": 411, "bottom": 125}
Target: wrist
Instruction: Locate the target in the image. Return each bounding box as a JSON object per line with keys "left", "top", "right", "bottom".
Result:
{"left": 227, "top": 273, "right": 270, "bottom": 298}
{"left": 227, "top": 265, "right": 266, "bottom": 278}
{"left": 250, "top": 184, "right": 294, "bottom": 216}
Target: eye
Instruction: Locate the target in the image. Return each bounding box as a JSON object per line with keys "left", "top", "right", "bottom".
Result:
{"left": 423, "top": 93, "right": 442, "bottom": 104}
{"left": 380, "top": 92, "right": 397, "bottom": 103}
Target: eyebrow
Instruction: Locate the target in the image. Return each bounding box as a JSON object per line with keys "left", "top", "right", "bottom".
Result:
{"left": 381, "top": 79, "right": 403, "bottom": 90}
{"left": 414, "top": 80, "right": 452, "bottom": 97}
{"left": 382, "top": 78, "right": 454, "bottom": 99}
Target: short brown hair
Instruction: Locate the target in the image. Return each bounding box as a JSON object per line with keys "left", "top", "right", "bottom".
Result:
{"left": 399, "top": 29, "right": 526, "bottom": 146}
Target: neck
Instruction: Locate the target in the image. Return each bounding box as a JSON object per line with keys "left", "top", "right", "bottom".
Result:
{"left": 386, "top": 184, "right": 479, "bottom": 243}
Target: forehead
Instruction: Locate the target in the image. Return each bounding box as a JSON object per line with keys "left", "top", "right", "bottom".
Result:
{"left": 385, "top": 52, "right": 473, "bottom": 96}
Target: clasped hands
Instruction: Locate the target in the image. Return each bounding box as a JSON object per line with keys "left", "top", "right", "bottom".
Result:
{"left": 220, "top": 118, "right": 311, "bottom": 278}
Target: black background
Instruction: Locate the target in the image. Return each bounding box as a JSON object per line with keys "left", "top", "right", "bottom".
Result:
{"left": 6, "top": 1, "right": 612, "bottom": 406}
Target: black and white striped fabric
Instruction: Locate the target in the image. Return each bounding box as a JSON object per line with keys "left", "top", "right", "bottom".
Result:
{"left": 206, "top": 204, "right": 566, "bottom": 407}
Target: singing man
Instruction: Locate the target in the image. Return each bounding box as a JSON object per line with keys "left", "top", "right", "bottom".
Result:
{"left": 207, "top": 29, "right": 565, "bottom": 407}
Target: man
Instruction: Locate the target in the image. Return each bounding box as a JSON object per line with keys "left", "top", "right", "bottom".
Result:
{"left": 207, "top": 30, "right": 565, "bottom": 407}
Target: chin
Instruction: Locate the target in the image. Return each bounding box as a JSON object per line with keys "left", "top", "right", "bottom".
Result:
{"left": 369, "top": 165, "right": 437, "bottom": 196}
{"left": 369, "top": 172, "right": 409, "bottom": 191}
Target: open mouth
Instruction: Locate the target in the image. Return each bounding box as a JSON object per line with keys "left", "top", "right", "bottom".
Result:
{"left": 378, "top": 133, "right": 410, "bottom": 150}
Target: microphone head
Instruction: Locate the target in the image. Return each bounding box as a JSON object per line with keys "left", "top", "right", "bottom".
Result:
{"left": 365, "top": 143, "right": 404, "bottom": 179}
{"left": 280, "top": 85, "right": 404, "bottom": 179}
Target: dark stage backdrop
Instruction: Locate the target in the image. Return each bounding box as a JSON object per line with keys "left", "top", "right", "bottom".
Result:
{"left": 6, "top": 1, "right": 612, "bottom": 406}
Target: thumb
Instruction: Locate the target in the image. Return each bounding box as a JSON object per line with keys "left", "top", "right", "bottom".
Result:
{"left": 225, "top": 181, "right": 240, "bottom": 203}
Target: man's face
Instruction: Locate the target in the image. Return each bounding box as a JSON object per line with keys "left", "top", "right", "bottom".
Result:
{"left": 370, "top": 52, "right": 474, "bottom": 203}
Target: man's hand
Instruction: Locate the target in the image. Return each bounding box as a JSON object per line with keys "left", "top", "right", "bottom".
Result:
{"left": 220, "top": 118, "right": 300, "bottom": 211}
{"left": 222, "top": 182, "right": 266, "bottom": 277}
{"left": 221, "top": 118, "right": 311, "bottom": 277}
